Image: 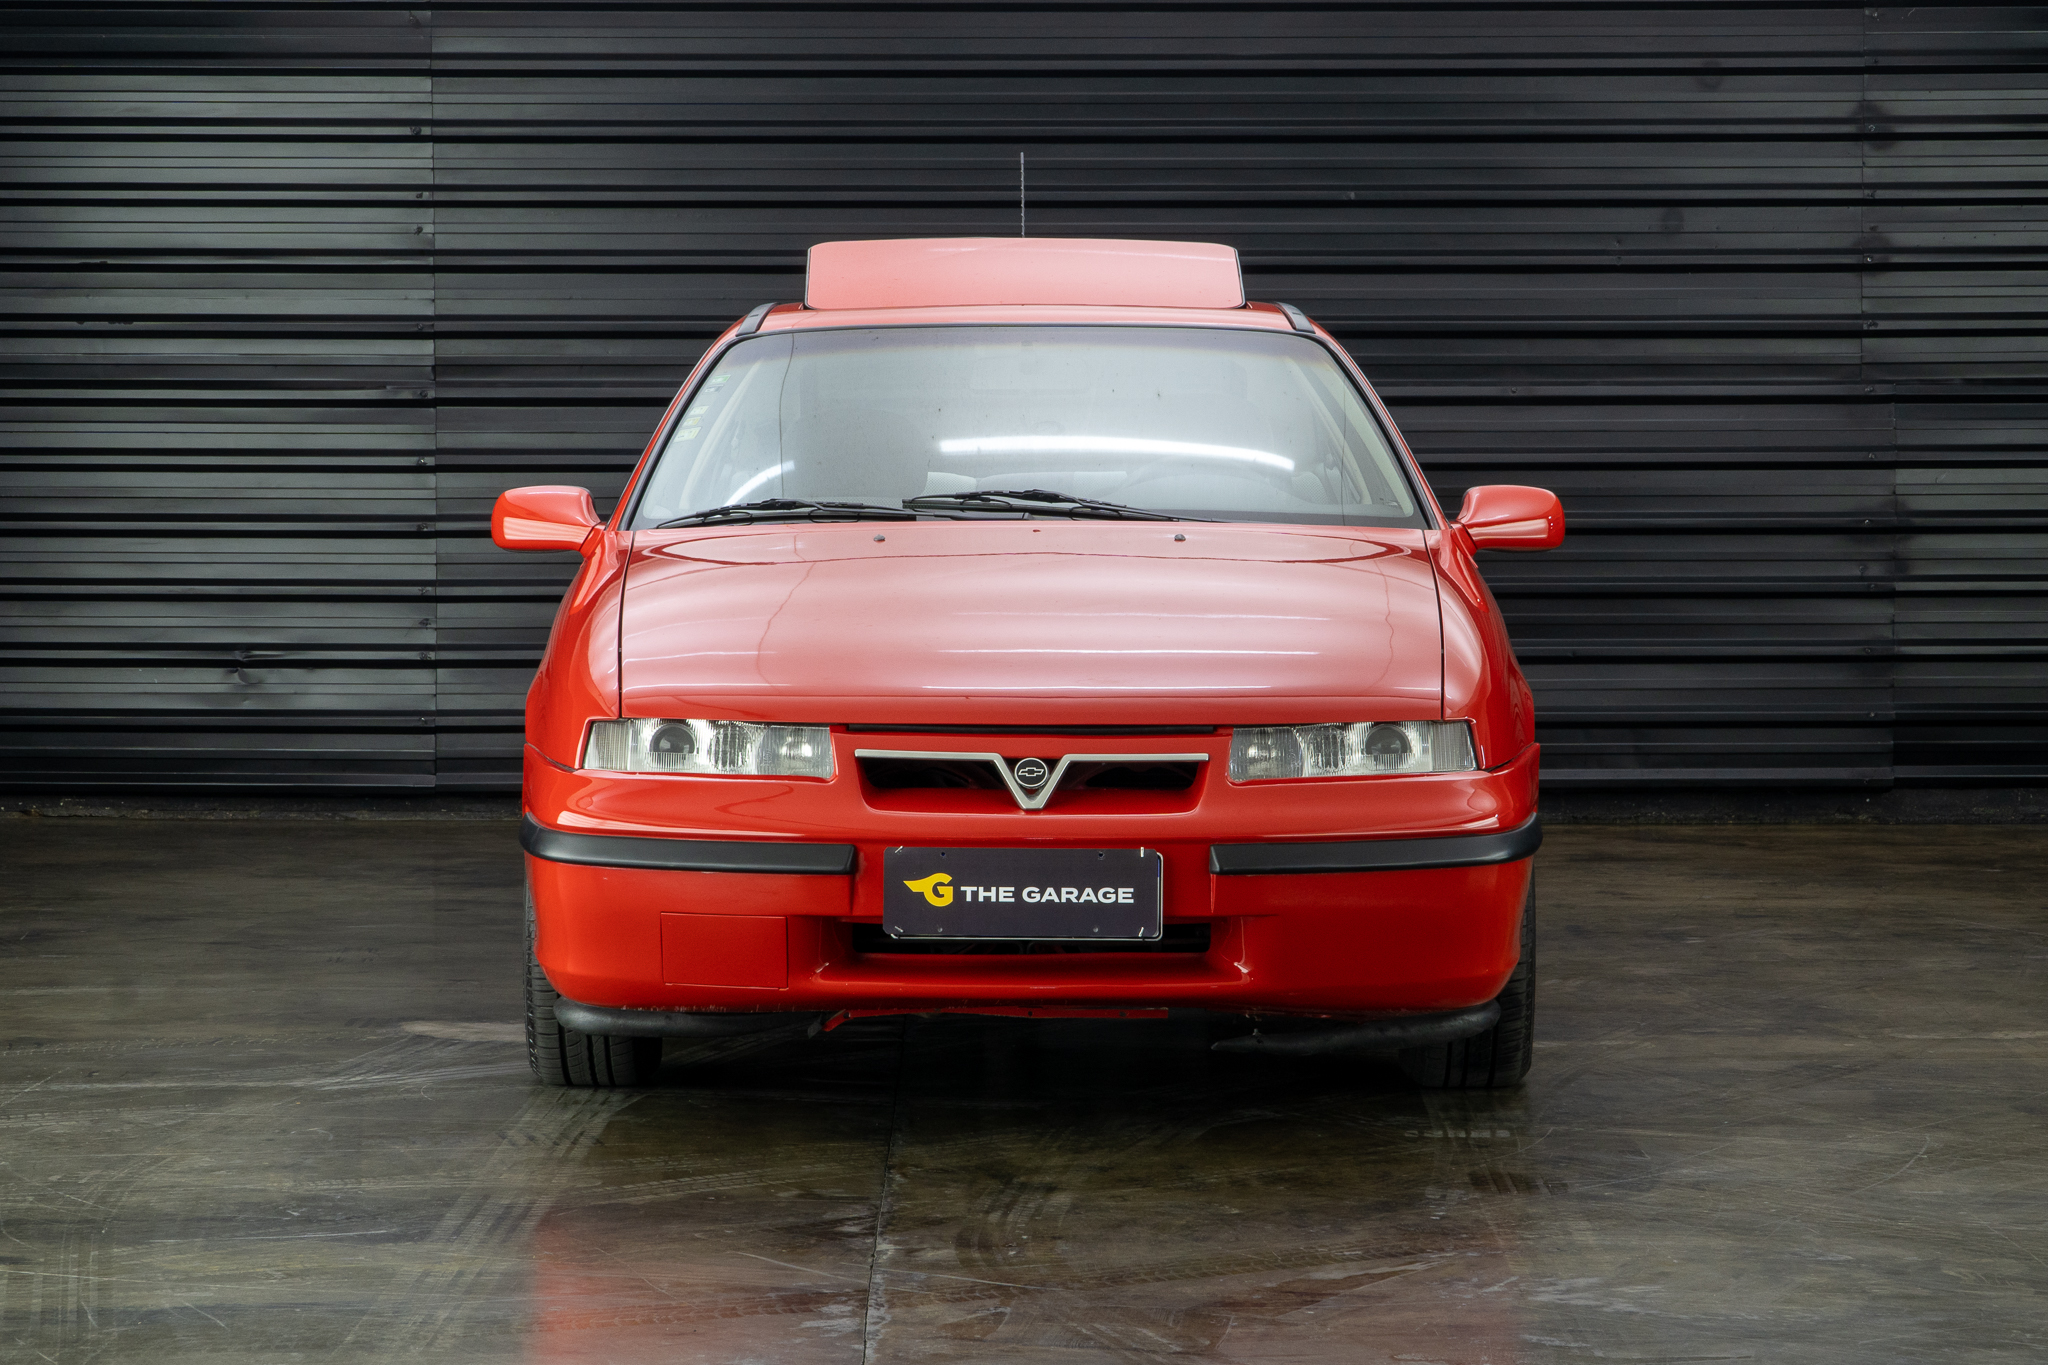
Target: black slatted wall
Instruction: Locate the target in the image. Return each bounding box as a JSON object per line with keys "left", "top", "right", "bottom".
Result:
{"left": 3, "top": 3, "right": 2044, "bottom": 792}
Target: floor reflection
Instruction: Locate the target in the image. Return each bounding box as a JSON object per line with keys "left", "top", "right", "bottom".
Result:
{"left": 4, "top": 821, "right": 2046, "bottom": 1363}
{"left": 518, "top": 1014, "right": 1534, "bottom": 1364}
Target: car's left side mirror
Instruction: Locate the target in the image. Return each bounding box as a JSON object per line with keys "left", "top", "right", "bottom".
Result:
{"left": 492, "top": 485, "right": 601, "bottom": 553}
{"left": 1454, "top": 485, "right": 1564, "bottom": 551}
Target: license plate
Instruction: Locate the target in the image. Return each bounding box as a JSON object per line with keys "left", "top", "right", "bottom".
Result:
{"left": 882, "top": 847, "right": 1163, "bottom": 941}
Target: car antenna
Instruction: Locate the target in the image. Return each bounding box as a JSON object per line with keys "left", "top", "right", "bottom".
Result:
{"left": 1019, "top": 152, "right": 1026, "bottom": 237}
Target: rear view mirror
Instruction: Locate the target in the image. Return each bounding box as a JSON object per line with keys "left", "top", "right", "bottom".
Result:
{"left": 1454, "top": 485, "right": 1564, "bottom": 552}
{"left": 492, "top": 486, "right": 600, "bottom": 553}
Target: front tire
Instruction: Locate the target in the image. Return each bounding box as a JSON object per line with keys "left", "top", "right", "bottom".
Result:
{"left": 1399, "top": 879, "right": 1535, "bottom": 1090}
{"left": 525, "top": 885, "right": 662, "bottom": 1087}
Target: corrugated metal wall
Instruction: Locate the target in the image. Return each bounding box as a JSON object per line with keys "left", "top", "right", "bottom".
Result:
{"left": 3, "top": 4, "right": 2043, "bottom": 792}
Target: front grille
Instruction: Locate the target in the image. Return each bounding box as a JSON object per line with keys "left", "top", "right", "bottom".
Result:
{"left": 846, "top": 724, "right": 1215, "bottom": 736}
{"left": 858, "top": 755, "right": 1200, "bottom": 792}
{"left": 848, "top": 922, "right": 1213, "bottom": 955}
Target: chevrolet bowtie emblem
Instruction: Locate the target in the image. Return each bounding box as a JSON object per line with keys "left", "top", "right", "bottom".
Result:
{"left": 1010, "top": 757, "right": 1051, "bottom": 789}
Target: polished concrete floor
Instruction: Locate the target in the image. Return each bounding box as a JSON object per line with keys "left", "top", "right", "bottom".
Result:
{"left": 2, "top": 819, "right": 2044, "bottom": 1363}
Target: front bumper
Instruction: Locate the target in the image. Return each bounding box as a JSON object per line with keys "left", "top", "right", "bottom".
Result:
{"left": 522, "top": 736, "right": 1539, "bottom": 1018}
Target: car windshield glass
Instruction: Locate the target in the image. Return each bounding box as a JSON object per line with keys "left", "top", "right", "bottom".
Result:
{"left": 630, "top": 326, "right": 1424, "bottom": 529}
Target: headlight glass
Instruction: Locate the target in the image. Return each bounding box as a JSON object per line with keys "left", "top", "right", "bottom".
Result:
{"left": 582, "top": 718, "right": 834, "bottom": 778}
{"left": 1228, "top": 721, "right": 1475, "bottom": 781}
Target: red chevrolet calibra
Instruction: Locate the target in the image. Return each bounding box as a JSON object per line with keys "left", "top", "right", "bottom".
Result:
{"left": 494, "top": 238, "right": 1563, "bottom": 1090}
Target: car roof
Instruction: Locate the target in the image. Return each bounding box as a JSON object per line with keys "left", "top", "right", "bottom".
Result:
{"left": 757, "top": 300, "right": 1298, "bottom": 333}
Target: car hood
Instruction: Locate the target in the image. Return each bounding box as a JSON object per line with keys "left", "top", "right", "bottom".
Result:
{"left": 618, "top": 521, "right": 1442, "bottom": 726}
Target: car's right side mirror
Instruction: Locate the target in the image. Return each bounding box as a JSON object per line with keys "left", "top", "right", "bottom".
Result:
{"left": 492, "top": 485, "right": 601, "bottom": 553}
{"left": 1454, "top": 485, "right": 1565, "bottom": 552}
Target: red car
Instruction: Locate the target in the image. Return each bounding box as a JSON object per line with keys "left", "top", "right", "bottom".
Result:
{"left": 494, "top": 238, "right": 1563, "bottom": 1091}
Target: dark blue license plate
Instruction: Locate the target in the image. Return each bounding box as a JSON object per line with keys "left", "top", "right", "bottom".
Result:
{"left": 882, "top": 846, "right": 1163, "bottom": 941}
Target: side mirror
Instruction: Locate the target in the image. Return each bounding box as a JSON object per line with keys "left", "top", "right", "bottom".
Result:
{"left": 492, "top": 486, "right": 600, "bottom": 553}
{"left": 1455, "top": 485, "right": 1564, "bottom": 551}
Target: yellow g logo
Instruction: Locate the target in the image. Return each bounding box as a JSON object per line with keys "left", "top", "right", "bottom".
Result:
{"left": 902, "top": 872, "right": 954, "bottom": 907}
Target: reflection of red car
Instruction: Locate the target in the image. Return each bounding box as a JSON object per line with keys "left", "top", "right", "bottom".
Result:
{"left": 495, "top": 238, "right": 1563, "bottom": 1090}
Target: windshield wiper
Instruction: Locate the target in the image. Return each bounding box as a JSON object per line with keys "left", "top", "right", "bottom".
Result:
{"left": 658, "top": 498, "right": 920, "bottom": 528}
{"left": 901, "top": 489, "right": 1209, "bottom": 522}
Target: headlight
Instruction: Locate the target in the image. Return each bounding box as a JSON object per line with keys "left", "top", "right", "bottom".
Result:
{"left": 1229, "top": 721, "right": 1476, "bottom": 781}
{"left": 582, "top": 718, "right": 834, "bottom": 778}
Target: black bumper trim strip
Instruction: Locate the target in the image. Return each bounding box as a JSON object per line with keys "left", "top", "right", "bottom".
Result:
{"left": 552, "top": 998, "right": 824, "bottom": 1039}
{"left": 519, "top": 815, "right": 855, "bottom": 875}
{"left": 1209, "top": 814, "right": 1541, "bottom": 875}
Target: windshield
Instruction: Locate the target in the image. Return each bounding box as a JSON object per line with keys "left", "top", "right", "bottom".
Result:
{"left": 629, "top": 326, "right": 1425, "bottom": 528}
